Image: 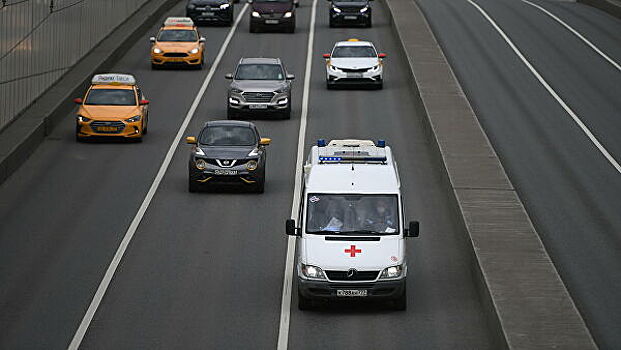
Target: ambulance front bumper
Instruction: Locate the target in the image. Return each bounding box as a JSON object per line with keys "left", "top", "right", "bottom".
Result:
{"left": 297, "top": 278, "right": 405, "bottom": 300}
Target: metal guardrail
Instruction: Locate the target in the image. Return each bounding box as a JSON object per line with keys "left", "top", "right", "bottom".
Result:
{"left": 0, "top": 0, "right": 149, "bottom": 131}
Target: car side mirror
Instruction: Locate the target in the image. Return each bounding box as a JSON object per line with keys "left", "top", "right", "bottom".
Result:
{"left": 322, "top": 53, "right": 330, "bottom": 59}
{"left": 378, "top": 53, "right": 387, "bottom": 59}
{"left": 199, "top": 37, "right": 206, "bottom": 43}
{"left": 405, "top": 221, "right": 419, "bottom": 237}
{"left": 139, "top": 99, "right": 150, "bottom": 105}
{"left": 149, "top": 36, "right": 156, "bottom": 43}
{"left": 247, "top": 0, "right": 253, "bottom": 3}
{"left": 73, "top": 98, "right": 83, "bottom": 104}
{"left": 186, "top": 136, "right": 197, "bottom": 144}
{"left": 259, "top": 137, "right": 271, "bottom": 145}
{"left": 286, "top": 219, "right": 299, "bottom": 236}
{"left": 225, "top": 73, "right": 234, "bottom": 79}
{"left": 286, "top": 74, "right": 295, "bottom": 80}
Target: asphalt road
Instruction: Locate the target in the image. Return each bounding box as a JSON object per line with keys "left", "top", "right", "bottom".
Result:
{"left": 416, "top": 0, "right": 621, "bottom": 348}
{"left": 0, "top": 0, "right": 496, "bottom": 349}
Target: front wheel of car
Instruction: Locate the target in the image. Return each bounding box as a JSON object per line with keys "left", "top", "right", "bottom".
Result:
{"left": 286, "top": 20, "right": 295, "bottom": 33}
{"left": 250, "top": 23, "right": 258, "bottom": 33}
{"left": 151, "top": 63, "right": 159, "bottom": 70}
{"left": 252, "top": 168, "right": 265, "bottom": 193}
{"left": 329, "top": 18, "right": 335, "bottom": 28}
{"left": 366, "top": 16, "right": 372, "bottom": 28}
{"left": 227, "top": 107, "right": 239, "bottom": 120}
{"left": 392, "top": 287, "right": 407, "bottom": 311}
{"left": 298, "top": 290, "right": 313, "bottom": 310}
{"left": 188, "top": 178, "right": 201, "bottom": 193}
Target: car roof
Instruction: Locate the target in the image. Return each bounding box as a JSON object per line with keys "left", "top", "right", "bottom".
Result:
{"left": 160, "top": 26, "right": 196, "bottom": 31}
{"left": 90, "top": 85, "right": 134, "bottom": 90}
{"left": 239, "top": 57, "right": 282, "bottom": 65}
{"left": 203, "top": 120, "right": 256, "bottom": 129}
{"left": 334, "top": 40, "right": 374, "bottom": 47}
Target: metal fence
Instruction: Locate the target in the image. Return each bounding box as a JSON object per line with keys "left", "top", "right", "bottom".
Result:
{"left": 0, "top": 0, "right": 150, "bottom": 131}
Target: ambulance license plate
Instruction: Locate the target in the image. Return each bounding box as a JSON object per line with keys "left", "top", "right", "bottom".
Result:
{"left": 249, "top": 104, "right": 268, "bottom": 109}
{"left": 265, "top": 19, "right": 279, "bottom": 24}
{"left": 337, "top": 289, "right": 368, "bottom": 297}
{"left": 214, "top": 169, "right": 237, "bottom": 175}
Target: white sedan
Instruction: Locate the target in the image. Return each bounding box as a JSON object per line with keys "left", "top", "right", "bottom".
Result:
{"left": 323, "top": 39, "right": 386, "bottom": 89}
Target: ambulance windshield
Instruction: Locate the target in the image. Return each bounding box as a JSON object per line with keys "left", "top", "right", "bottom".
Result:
{"left": 305, "top": 194, "right": 399, "bottom": 235}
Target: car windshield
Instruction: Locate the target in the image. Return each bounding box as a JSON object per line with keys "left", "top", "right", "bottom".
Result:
{"left": 254, "top": 0, "right": 291, "bottom": 2}
{"left": 235, "top": 64, "right": 284, "bottom": 80}
{"left": 200, "top": 126, "right": 257, "bottom": 146}
{"left": 332, "top": 46, "right": 376, "bottom": 58}
{"left": 305, "top": 194, "right": 399, "bottom": 235}
{"left": 157, "top": 29, "right": 197, "bottom": 42}
{"left": 85, "top": 89, "right": 136, "bottom": 106}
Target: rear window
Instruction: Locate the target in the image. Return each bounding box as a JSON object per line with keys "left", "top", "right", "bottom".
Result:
{"left": 200, "top": 126, "right": 257, "bottom": 146}
{"left": 157, "top": 29, "right": 197, "bottom": 42}
{"left": 332, "top": 46, "right": 376, "bottom": 58}
{"left": 85, "top": 89, "right": 136, "bottom": 106}
{"left": 235, "top": 64, "right": 284, "bottom": 80}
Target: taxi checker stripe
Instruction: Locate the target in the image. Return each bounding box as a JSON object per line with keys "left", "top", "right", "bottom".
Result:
{"left": 66, "top": 5, "right": 249, "bottom": 350}
{"left": 345, "top": 245, "right": 362, "bottom": 257}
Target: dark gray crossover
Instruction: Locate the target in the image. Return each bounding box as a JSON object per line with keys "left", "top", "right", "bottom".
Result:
{"left": 329, "top": 0, "right": 372, "bottom": 27}
{"left": 226, "top": 57, "right": 295, "bottom": 119}
{"left": 186, "top": 120, "right": 271, "bottom": 192}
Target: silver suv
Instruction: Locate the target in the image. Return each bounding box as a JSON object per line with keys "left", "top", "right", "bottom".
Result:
{"left": 226, "top": 58, "right": 295, "bottom": 119}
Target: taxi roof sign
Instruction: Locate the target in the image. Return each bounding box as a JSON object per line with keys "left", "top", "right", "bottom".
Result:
{"left": 347, "top": 38, "right": 360, "bottom": 42}
{"left": 91, "top": 73, "right": 136, "bottom": 86}
{"left": 164, "top": 17, "right": 194, "bottom": 27}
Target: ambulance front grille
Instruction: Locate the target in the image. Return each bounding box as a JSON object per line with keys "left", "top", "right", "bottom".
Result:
{"left": 326, "top": 270, "right": 379, "bottom": 281}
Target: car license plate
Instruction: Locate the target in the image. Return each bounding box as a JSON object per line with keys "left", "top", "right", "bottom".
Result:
{"left": 347, "top": 73, "right": 363, "bottom": 78}
{"left": 202, "top": 12, "right": 215, "bottom": 16}
{"left": 337, "top": 290, "right": 368, "bottom": 297}
{"left": 249, "top": 104, "right": 268, "bottom": 109}
{"left": 97, "top": 126, "right": 118, "bottom": 132}
{"left": 265, "top": 19, "right": 279, "bottom": 24}
{"left": 214, "top": 169, "right": 238, "bottom": 175}
{"left": 344, "top": 15, "right": 358, "bottom": 20}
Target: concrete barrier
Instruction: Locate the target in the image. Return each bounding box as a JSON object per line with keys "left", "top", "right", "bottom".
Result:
{"left": 0, "top": 0, "right": 179, "bottom": 185}
{"left": 579, "top": 0, "right": 621, "bottom": 19}
{"left": 383, "top": 0, "right": 598, "bottom": 348}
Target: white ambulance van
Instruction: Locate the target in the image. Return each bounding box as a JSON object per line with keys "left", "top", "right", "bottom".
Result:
{"left": 286, "top": 139, "right": 419, "bottom": 310}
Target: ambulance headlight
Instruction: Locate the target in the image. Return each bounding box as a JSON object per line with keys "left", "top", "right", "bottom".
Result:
{"left": 153, "top": 47, "right": 162, "bottom": 54}
{"left": 190, "top": 47, "right": 199, "bottom": 54}
{"left": 380, "top": 265, "right": 403, "bottom": 279}
{"left": 195, "top": 159, "right": 207, "bottom": 170}
{"left": 301, "top": 264, "right": 326, "bottom": 280}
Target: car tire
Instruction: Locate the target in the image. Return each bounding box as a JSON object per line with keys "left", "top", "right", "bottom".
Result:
{"left": 326, "top": 81, "right": 334, "bottom": 90}
{"left": 151, "top": 63, "right": 159, "bottom": 70}
{"left": 287, "top": 19, "right": 295, "bottom": 33}
{"left": 375, "top": 80, "right": 383, "bottom": 90}
{"left": 188, "top": 177, "right": 201, "bottom": 193}
{"left": 298, "top": 290, "right": 313, "bottom": 311}
{"left": 393, "top": 287, "right": 407, "bottom": 311}
{"left": 227, "top": 107, "right": 239, "bottom": 120}
{"left": 250, "top": 23, "right": 258, "bottom": 33}
{"left": 329, "top": 18, "right": 335, "bottom": 28}
{"left": 366, "top": 16, "right": 372, "bottom": 28}
{"left": 253, "top": 168, "right": 265, "bottom": 193}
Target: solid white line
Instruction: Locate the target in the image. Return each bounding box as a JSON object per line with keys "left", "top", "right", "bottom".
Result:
{"left": 276, "top": 0, "right": 317, "bottom": 349}
{"left": 520, "top": 0, "right": 621, "bottom": 72}
{"left": 467, "top": 0, "right": 621, "bottom": 175}
{"left": 66, "top": 5, "right": 249, "bottom": 350}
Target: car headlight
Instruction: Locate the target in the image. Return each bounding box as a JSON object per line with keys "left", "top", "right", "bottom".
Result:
{"left": 230, "top": 88, "right": 243, "bottom": 94}
{"left": 301, "top": 264, "right": 326, "bottom": 280}
{"left": 153, "top": 47, "right": 162, "bottom": 54}
{"left": 283, "top": 11, "right": 293, "bottom": 18}
{"left": 220, "top": 2, "right": 230, "bottom": 9}
{"left": 252, "top": 11, "right": 261, "bottom": 18}
{"left": 246, "top": 160, "right": 258, "bottom": 171}
{"left": 195, "top": 159, "right": 207, "bottom": 170}
{"left": 380, "top": 265, "right": 403, "bottom": 279}
{"left": 187, "top": 3, "right": 196, "bottom": 9}
{"left": 247, "top": 148, "right": 260, "bottom": 157}
{"left": 77, "top": 115, "right": 91, "bottom": 122}
{"left": 360, "top": 6, "right": 368, "bottom": 13}
{"left": 277, "top": 98, "right": 288, "bottom": 105}
{"left": 371, "top": 64, "right": 380, "bottom": 71}
{"left": 125, "top": 115, "right": 142, "bottom": 123}
{"left": 332, "top": 6, "right": 341, "bottom": 13}
{"left": 329, "top": 64, "right": 339, "bottom": 72}
{"left": 190, "top": 47, "right": 199, "bottom": 54}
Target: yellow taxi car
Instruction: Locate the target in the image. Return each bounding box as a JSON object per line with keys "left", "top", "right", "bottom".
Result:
{"left": 73, "top": 73, "right": 149, "bottom": 141}
{"left": 150, "top": 17, "right": 206, "bottom": 69}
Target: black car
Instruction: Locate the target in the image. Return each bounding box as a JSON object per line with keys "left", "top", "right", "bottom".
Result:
{"left": 186, "top": 0, "right": 235, "bottom": 26}
{"left": 248, "top": 0, "right": 296, "bottom": 33}
{"left": 187, "top": 120, "right": 270, "bottom": 192}
{"left": 329, "top": 0, "right": 372, "bottom": 27}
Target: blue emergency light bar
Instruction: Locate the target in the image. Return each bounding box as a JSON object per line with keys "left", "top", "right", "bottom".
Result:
{"left": 319, "top": 156, "right": 387, "bottom": 163}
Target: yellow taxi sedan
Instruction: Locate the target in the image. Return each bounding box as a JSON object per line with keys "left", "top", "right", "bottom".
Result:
{"left": 73, "top": 73, "right": 149, "bottom": 141}
{"left": 150, "top": 17, "right": 206, "bottom": 69}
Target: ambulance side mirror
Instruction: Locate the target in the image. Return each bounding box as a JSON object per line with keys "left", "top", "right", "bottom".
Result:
{"left": 286, "top": 219, "right": 300, "bottom": 236}
{"left": 405, "top": 221, "right": 419, "bottom": 237}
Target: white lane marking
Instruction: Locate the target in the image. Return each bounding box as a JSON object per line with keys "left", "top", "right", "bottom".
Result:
{"left": 521, "top": 0, "right": 621, "bottom": 72}
{"left": 66, "top": 5, "right": 249, "bottom": 350}
{"left": 467, "top": 0, "right": 621, "bottom": 175}
{"left": 276, "top": 0, "right": 317, "bottom": 349}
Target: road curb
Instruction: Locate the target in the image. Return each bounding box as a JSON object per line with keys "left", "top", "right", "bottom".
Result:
{"left": 0, "top": 0, "right": 180, "bottom": 185}
{"left": 579, "top": 0, "right": 621, "bottom": 19}
{"left": 383, "top": 0, "right": 598, "bottom": 348}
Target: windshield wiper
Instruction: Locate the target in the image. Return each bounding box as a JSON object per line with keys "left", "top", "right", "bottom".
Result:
{"left": 340, "top": 230, "right": 398, "bottom": 235}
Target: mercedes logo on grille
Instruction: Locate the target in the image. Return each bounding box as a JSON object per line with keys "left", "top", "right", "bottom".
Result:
{"left": 347, "top": 268, "right": 357, "bottom": 279}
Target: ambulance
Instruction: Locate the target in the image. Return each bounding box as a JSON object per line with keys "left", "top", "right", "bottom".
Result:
{"left": 73, "top": 73, "right": 149, "bottom": 141}
{"left": 286, "top": 139, "right": 419, "bottom": 310}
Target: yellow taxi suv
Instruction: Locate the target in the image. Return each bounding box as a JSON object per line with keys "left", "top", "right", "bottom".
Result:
{"left": 150, "top": 17, "right": 206, "bottom": 70}
{"left": 73, "top": 73, "right": 150, "bottom": 142}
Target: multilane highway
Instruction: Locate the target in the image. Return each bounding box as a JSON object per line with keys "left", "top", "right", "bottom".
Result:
{"left": 417, "top": 0, "right": 621, "bottom": 347}
{"left": 0, "top": 0, "right": 494, "bottom": 349}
